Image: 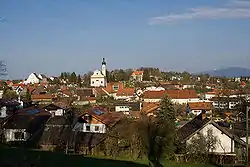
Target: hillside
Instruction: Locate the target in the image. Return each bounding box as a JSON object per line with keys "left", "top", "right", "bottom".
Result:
{"left": 201, "top": 67, "right": 250, "bottom": 78}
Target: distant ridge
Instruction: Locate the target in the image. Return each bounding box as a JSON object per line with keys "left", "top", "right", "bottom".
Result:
{"left": 199, "top": 67, "right": 250, "bottom": 78}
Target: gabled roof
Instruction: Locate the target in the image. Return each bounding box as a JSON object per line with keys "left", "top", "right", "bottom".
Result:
{"left": 177, "top": 114, "right": 245, "bottom": 146}
{"left": 82, "top": 107, "right": 123, "bottom": 126}
{"left": 103, "top": 82, "right": 123, "bottom": 94}
{"left": 177, "top": 114, "right": 210, "bottom": 141}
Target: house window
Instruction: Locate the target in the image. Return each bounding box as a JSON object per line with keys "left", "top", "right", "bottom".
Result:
{"left": 101, "top": 81, "right": 103, "bottom": 84}
{"left": 14, "top": 132, "right": 25, "bottom": 140}
{"left": 113, "top": 85, "right": 119, "bottom": 91}
{"left": 95, "top": 126, "right": 99, "bottom": 131}
{"left": 84, "top": 115, "right": 88, "bottom": 120}
{"left": 86, "top": 125, "right": 90, "bottom": 131}
{"left": 92, "top": 81, "right": 94, "bottom": 84}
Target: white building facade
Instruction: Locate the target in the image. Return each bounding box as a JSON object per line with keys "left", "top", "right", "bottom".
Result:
{"left": 90, "top": 58, "right": 107, "bottom": 87}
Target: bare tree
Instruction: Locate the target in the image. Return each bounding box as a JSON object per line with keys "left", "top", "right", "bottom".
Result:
{"left": 186, "top": 128, "right": 218, "bottom": 163}
{"left": 0, "top": 61, "right": 7, "bottom": 77}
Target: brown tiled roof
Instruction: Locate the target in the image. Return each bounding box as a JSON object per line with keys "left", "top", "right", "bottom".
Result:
{"left": 141, "top": 102, "right": 159, "bottom": 114}
{"left": 84, "top": 107, "right": 123, "bottom": 126}
{"left": 188, "top": 102, "right": 212, "bottom": 110}
{"left": 143, "top": 90, "right": 198, "bottom": 99}
{"left": 116, "top": 88, "right": 135, "bottom": 96}
{"left": 31, "top": 94, "right": 55, "bottom": 100}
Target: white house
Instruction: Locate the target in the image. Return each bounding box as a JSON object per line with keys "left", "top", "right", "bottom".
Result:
{"left": 178, "top": 114, "right": 245, "bottom": 155}
{"left": 24, "top": 73, "right": 41, "bottom": 84}
{"left": 4, "top": 129, "right": 30, "bottom": 142}
{"left": 43, "top": 104, "right": 65, "bottom": 116}
{"left": 130, "top": 71, "right": 144, "bottom": 82}
{"left": 90, "top": 58, "right": 107, "bottom": 87}
{"left": 0, "top": 90, "right": 3, "bottom": 99}
{"left": 73, "top": 107, "right": 123, "bottom": 134}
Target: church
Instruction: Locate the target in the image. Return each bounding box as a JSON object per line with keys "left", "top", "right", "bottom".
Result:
{"left": 90, "top": 58, "right": 107, "bottom": 87}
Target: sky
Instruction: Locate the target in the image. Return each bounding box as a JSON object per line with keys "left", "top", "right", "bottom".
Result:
{"left": 1, "top": 0, "right": 250, "bottom": 79}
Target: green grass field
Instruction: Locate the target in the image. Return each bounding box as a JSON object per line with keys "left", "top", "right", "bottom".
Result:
{"left": 0, "top": 146, "right": 217, "bottom": 167}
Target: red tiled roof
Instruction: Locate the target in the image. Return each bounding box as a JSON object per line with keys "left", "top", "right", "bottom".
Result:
{"left": 116, "top": 88, "right": 135, "bottom": 96}
{"left": 188, "top": 102, "right": 212, "bottom": 110}
{"left": 104, "top": 82, "right": 123, "bottom": 94}
{"left": 131, "top": 71, "right": 144, "bottom": 76}
{"left": 143, "top": 90, "right": 198, "bottom": 99}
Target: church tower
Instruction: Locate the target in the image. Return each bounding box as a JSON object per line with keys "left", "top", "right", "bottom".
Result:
{"left": 101, "top": 58, "right": 107, "bottom": 77}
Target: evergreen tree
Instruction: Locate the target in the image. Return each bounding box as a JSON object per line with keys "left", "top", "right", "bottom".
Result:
{"left": 70, "top": 72, "right": 77, "bottom": 83}
{"left": 77, "top": 74, "right": 82, "bottom": 87}
{"left": 142, "top": 68, "right": 150, "bottom": 81}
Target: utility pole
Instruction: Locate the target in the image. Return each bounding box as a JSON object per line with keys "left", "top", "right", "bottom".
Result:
{"left": 246, "top": 106, "right": 249, "bottom": 165}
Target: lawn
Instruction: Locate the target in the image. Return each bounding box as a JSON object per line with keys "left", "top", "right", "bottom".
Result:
{"left": 0, "top": 146, "right": 216, "bottom": 167}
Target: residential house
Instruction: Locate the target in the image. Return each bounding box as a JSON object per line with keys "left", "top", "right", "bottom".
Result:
{"left": 211, "top": 97, "right": 241, "bottom": 110}
{"left": 130, "top": 71, "right": 144, "bottom": 82}
{"left": 187, "top": 101, "right": 213, "bottom": 116}
{"left": 73, "top": 107, "right": 123, "bottom": 134}
{"left": 103, "top": 82, "right": 124, "bottom": 97}
{"left": 24, "top": 73, "right": 41, "bottom": 84}
{"left": 43, "top": 103, "right": 66, "bottom": 116}
{"left": 0, "top": 99, "right": 20, "bottom": 122}
{"left": 2, "top": 107, "right": 50, "bottom": 143}
{"left": 143, "top": 90, "right": 199, "bottom": 104}
{"left": 31, "top": 94, "right": 55, "bottom": 104}
{"left": 115, "top": 87, "right": 135, "bottom": 101}
{"left": 90, "top": 58, "right": 107, "bottom": 87}
{"left": 73, "top": 96, "right": 96, "bottom": 106}
{"left": 114, "top": 102, "right": 141, "bottom": 112}
{"left": 141, "top": 102, "right": 160, "bottom": 117}
{"left": 177, "top": 113, "right": 245, "bottom": 157}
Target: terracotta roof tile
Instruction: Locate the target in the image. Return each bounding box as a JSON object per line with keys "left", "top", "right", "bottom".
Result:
{"left": 116, "top": 88, "right": 135, "bottom": 96}
{"left": 131, "top": 71, "right": 144, "bottom": 76}
{"left": 141, "top": 102, "right": 159, "bottom": 114}
{"left": 31, "top": 94, "right": 55, "bottom": 100}
{"left": 188, "top": 102, "right": 212, "bottom": 110}
{"left": 143, "top": 90, "right": 198, "bottom": 99}
{"left": 104, "top": 82, "right": 123, "bottom": 94}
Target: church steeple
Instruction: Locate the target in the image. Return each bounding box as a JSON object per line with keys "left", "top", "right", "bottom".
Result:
{"left": 101, "top": 58, "right": 107, "bottom": 77}
{"left": 102, "top": 58, "right": 106, "bottom": 65}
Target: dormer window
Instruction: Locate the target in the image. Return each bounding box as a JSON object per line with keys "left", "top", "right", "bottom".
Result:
{"left": 113, "top": 85, "right": 119, "bottom": 91}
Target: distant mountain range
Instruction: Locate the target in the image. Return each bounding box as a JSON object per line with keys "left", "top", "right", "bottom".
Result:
{"left": 199, "top": 67, "right": 250, "bottom": 78}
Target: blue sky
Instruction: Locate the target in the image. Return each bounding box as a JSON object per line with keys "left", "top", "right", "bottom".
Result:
{"left": 1, "top": 0, "right": 250, "bottom": 79}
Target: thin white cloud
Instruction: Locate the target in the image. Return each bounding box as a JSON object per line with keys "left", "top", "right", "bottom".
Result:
{"left": 229, "top": 0, "right": 250, "bottom": 7}
{"left": 149, "top": 0, "right": 250, "bottom": 25}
